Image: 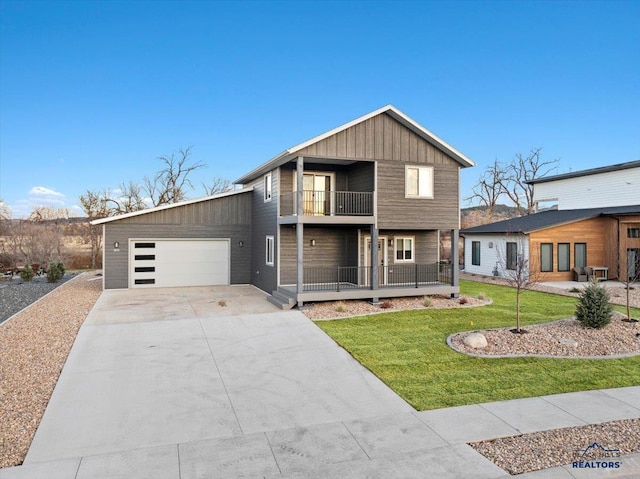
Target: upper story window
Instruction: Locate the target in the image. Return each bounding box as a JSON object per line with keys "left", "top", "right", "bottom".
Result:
{"left": 405, "top": 166, "right": 433, "bottom": 198}
{"left": 628, "top": 227, "right": 640, "bottom": 238}
{"left": 394, "top": 237, "right": 415, "bottom": 262}
{"left": 264, "top": 172, "right": 272, "bottom": 202}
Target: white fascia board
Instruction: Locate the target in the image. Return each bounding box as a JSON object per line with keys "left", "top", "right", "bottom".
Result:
{"left": 91, "top": 187, "right": 254, "bottom": 225}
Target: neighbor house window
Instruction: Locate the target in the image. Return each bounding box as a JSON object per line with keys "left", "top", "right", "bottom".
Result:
{"left": 575, "top": 243, "right": 587, "bottom": 268}
{"left": 628, "top": 248, "right": 640, "bottom": 280}
{"left": 395, "top": 237, "right": 414, "bottom": 262}
{"left": 540, "top": 243, "right": 553, "bottom": 272}
{"left": 471, "top": 241, "right": 481, "bottom": 266}
{"left": 558, "top": 243, "right": 570, "bottom": 272}
{"left": 506, "top": 242, "right": 517, "bottom": 270}
{"left": 264, "top": 172, "right": 272, "bottom": 202}
{"left": 265, "top": 235, "right": 274, "bottom": 266}
{"left": 628, "top": 228, "right": 640, "bottom": 238}
{"left": 405, "top": 166, "right": 434, "bottom": 198}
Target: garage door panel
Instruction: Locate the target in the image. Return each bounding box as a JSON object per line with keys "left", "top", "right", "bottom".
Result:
{"left": 130, "top": 239, "right": 229, "bottom": 288}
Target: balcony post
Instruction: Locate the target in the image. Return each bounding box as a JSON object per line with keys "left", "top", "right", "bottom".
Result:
{"left": 296, "top": 156, "right": 304, "bottom": 217}
{"left": 370, "top": 226, "right": 379, "bottom": 291}
{"left": 451, "top": 229, "right": 460, "bottom": 298}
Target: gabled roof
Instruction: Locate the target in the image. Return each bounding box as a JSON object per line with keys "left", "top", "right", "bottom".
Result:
{"left": 91, "top": 187, "right": 253, "bottom": 225}
{"left": 461, "top": 205, "right": 640, "bottom": 235}
{"left": 235, "top": 105, "right": 475, "bottom": 184}
{"left": 527, "top": 160, "right": 640, "bottom": 184}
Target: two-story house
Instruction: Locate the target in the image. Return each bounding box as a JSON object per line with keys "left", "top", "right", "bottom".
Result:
{"left": 94, "top": 105, "right": 475, "bottom": 307}
{"left": 461, "top": 160, "right": 640, "bottom": 282}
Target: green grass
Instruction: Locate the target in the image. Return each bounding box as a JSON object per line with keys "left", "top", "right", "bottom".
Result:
{"left": 316, "top": 279, "right": 640, "bottom": 411}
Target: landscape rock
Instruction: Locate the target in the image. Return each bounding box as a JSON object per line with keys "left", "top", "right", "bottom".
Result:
{"left": 464, "top": 332, "right": 488, "bottom": 349}
{"left": 559, "top": 338, "right": 578, "bottom": 348}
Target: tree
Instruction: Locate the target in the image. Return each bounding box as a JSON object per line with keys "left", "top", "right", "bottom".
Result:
{"left": 467, "top": 148, "right": 559, "bottom": 216}
{"left": 202, "top": 177, "right": 233, "bottom": 196}
{"left": 496, "top": 235, "right": 543, "bottom": 333}
{"left": 143, "top": 147, "right": 204, "bottom": 206}
{"left": 465, "top": 160, "right": 504, "bottom": 218}
{"left": 106, "top": 181, "right": 147, "bottom": 214}
{"left": 79, "top": 190, "right": 111, "bottom": 269}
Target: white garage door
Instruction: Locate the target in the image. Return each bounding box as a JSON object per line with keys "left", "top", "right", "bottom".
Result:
{"left": 130, "top": 239, "right": 230, "bottom": 288}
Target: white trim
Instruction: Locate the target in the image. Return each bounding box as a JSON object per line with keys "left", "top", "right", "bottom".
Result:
{"left": 91, "top": 187, "right": 254, "bottom": 225}
{"left": 266, "top": 235, "right": 275, "bottom": 267}
{"left": 235, "top": 105, "right": 474, "bottom": 184}
{"left": 393, "top": 236, "right": 415, "bottom": 263}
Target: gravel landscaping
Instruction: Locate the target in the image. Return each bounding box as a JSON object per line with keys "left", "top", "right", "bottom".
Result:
{"left": 470, "top": 418, "right": 640, "bottom": 475}
{"left": 0, "top": 274, "right": 76, "bottom": 324}
{"left": 0, "top": 272, "right": 102, "bottom": 468}
{"left": 450, "top": 312, "right": 640, "bottom": 358}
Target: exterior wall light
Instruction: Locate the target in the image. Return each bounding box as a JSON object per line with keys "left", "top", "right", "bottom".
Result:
{"left": 310, "top": 239, "right": 316, "bottom": 246}
{"left": 113, "top": 241, "right": 120, "bottom": 249}
{"left": 239, "top": 241, "right": 244, "bottom": 248}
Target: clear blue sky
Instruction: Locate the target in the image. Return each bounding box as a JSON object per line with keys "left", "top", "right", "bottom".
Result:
{"left": 1, "top": 0, "right": 638, "bottom": 217}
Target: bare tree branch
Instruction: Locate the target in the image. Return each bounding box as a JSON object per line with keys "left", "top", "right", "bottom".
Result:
{"left": 144, "top": 147, "right": 204, "bottom": 206}
{"left": 202, "top": 178, "right": 232, "bottom": 196}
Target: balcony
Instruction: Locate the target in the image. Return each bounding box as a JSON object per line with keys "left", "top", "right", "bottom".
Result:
{"left": 279, "top": 190, "right": 374, "bottom": 221}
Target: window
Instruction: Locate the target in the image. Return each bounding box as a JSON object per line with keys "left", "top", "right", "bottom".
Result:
{"left": 264, "top": 172, "right": 272, "bottom": 202}
{"left": 506, "top": 242, "right": 517, "bottom": 270}
{"left": 395, "top": 237, "right": 414, "bottom": 262}
{"left": 575, "top": 243, "right": 587, "bottom": 268}
{"left": 628, "top": 228, "right": 640, "bottom": 238}
{"left": 471, "top": 241, "right": 481, "bottom": 266}
{"left": 405, "top": 166, "right": 434, "bottom": 198}
{"left": 540, "top": 243, "right": 553, "bottom": 272}
{"left": 558, "top": 243, "right": 570, "bottom": 272}
{"left": 628, "top": 248, "right": 640, "bottom": 280}
{"left": 265, "top": 235, "right": 274, "bottom": 266}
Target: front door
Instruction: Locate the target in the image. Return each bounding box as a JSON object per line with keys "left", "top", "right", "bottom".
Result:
{"left": 364, "top": 236, "right": 387, "bottom": 286}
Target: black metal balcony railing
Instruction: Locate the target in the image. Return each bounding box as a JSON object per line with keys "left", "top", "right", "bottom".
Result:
{"left": 280, "top": 191, "right": 373, "bottom": 216}
{"left": 302, "top": 263, "right": 451, "bottom": 292}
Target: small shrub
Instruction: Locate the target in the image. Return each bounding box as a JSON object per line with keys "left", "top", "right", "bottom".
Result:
{"left": 47, "top": 262, "right": 66, "bottom": 283}
{"left": 459, "top": 297, "right": 468, "bottom": 305}
{"left": 569, "top": 287, "right": 581, "bottom": 293}
{"left": 476, "top": 292, "right": 487, "bottom": 301}
{"left": 217, "top": 299, "right": 227, "bottom": 307}
{"left": 423, "top": 296, "right": 432, "bottom": 307}
{"left": 380, "top": 300, "right": 393, "bottom": 309}
{"left": 335, "top": 301, "right": 346, "bottom": 313}
{"left": 19, "top": 265, "right": 35, "bottom": 282}
{"left": 575, "top": 279, "right": 613, "bottom": 329}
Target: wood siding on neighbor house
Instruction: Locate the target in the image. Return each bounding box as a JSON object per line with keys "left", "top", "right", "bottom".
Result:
{"left": 616, "top": 216, "right": 640, "bottom": 280}
{"left": 103, "top": 192, "right": 252, "bottom": 289}
{"left": 528, "top": 217, "right": 611, "bottom": 281}
{"left": 249, "top": 170, "right": 279, "bottom": 293}
{"left": 296, "top": 112, "right": 461, "bottom": 230}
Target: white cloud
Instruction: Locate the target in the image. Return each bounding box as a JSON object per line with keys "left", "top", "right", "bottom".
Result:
{"left": 29, "top": 186, "right": 65, "bottom": 198}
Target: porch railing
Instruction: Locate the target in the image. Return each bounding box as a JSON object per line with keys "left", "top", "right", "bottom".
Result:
{"left": 280, "top": 191, "right": 373, "bottom": 216}
{"left": 302, "top": 263, "right": 452, "bottom": 292}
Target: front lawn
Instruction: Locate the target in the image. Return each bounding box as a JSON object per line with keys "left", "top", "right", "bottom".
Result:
{"left": 315, "top": 279, "right": 640, "bottom": 410}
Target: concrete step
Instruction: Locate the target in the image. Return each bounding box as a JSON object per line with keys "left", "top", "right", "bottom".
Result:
{"left": 268, "top": 288, "right": 297, "bottom": 310}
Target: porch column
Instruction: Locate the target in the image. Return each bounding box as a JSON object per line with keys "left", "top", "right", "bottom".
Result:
{"left": 370, "top": 225, "right": 379, "bottom": 291}
{"left": 450, "top": 229, "right": 460, "bottom": 298}
{"left": 296, "top": 157, "right": 304, "bottom": 304}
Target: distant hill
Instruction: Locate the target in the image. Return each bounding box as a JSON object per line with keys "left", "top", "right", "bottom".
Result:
{"left": 461, "top": 204, "right": 520, "bottom": 229}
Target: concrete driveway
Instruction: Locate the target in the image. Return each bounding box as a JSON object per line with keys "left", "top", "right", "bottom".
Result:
{"left": 25, "top": 285, "right": 414, "bottom": 465}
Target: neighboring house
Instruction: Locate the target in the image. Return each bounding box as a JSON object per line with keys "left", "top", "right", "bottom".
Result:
{"left": 94, "top": 105, "right": 475, "bottom": 307}
{"left": 461, "top": 161, "right": 640, "bottom": 281}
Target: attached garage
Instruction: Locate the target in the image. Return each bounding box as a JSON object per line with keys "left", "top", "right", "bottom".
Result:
{"left": 94, "top": 189, "right": 253, "bottom": 290}
{"left": 129, "top": 239, "right": 230, "bottom": 288}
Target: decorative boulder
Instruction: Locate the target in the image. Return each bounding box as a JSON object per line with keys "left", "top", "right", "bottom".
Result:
{"left": 559, "top": 338, "right": 578, "bottom": 348}
{"left": 464, "top": 332, "right": 488, "bottom": 349}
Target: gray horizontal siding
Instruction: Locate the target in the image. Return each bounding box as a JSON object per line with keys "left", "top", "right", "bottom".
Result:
{"left": 250, "top": 170, "right": 278, "bottom": 293}
{"left": 359, "top": 230, "right": 439, "bottom": 267}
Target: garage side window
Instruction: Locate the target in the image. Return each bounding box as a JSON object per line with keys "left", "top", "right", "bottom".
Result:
{"left": 266, "top": 235, "right": 275, "bottom": 266}
{"left": 264, "top": 172, "right": 272, "bottom": 202}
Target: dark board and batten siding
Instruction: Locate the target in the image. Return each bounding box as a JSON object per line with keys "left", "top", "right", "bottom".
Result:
{"left": 103, "top": 192, "right": 252, "bottom": 289}
{"left": 296, "top": 112, "right": 461, "bottom": 231}
{"left": 250, "top": 170, "right": 279, "bottom": 294}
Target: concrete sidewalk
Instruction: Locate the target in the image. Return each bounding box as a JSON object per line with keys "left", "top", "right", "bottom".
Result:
{"left": 2, "top": 287, "right": 639, "bottom": 478}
